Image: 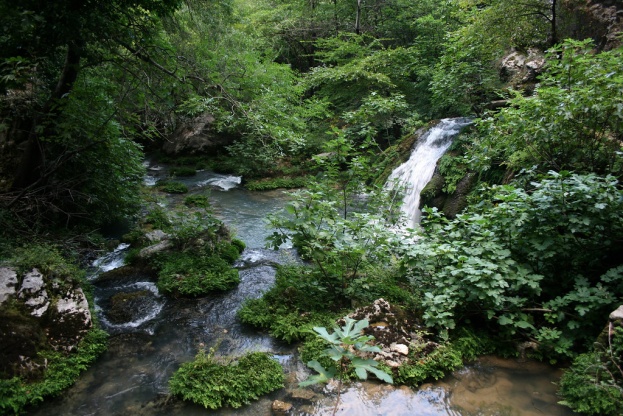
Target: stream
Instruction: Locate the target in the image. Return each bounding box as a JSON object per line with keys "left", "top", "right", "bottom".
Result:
{"left": 30, "top": 154, "right": 576, "bottom": 416}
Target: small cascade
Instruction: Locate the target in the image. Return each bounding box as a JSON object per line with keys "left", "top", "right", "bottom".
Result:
{"left": 386, "top": 118, "right": 472, "bottom": 227}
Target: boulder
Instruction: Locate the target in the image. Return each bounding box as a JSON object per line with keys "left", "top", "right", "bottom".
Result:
{"left": 46, "top": 288, "right": 93, "bottom": 351}
{"left": 0, "top": 267, "right": 18, "bottom": 304}
{"left": 162, "top": 113, "right": 236, "bottom": 156}
{"left": 499, "top": 48, "right": 545, "bottom": 90}
{"left": 18, "top": 268, "right": 50, "bottom": 317}
{"left": 271, "top": 400, "right": 293, "bottom": 415}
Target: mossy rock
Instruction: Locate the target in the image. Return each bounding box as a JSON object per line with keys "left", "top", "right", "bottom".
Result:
{"left": 106, "top": 290, "right": 153, "bottom": 324}
{"left": 0, "top": 306, "right": 47, "bottom": 379}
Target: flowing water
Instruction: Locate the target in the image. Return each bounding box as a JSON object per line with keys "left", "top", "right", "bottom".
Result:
{"left": 386, "top": 118, "right": 472, "bottom": 227}
{"left": 31, "top": 152, "right": 575, "bottom": 415}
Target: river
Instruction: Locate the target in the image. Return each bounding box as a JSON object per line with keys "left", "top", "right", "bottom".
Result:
{"left": 30, "top": 158, "right": 576, "bottom": 416}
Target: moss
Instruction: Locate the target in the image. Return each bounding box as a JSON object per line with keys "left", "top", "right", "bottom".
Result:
{"left": 245, "top": 176, "right": 310, "bottom": 191}
{"left": 156, "top": 181, "right": 188, "bottom": 194}
{"left": 156, "top": 252, "right": 240, "bottom": 296}
{"left": 183, "top": 194, "right": 210, "bottom": 208}
{"left": 170, "top": 166, "right": 197, "bottom": 177}
{"left": 169, "top": 351, "right": 284, "bottom": 410}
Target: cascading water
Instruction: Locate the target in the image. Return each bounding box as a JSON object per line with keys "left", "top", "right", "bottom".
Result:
{"left": 386, "top": 118, "right": 472, "bottom": 227}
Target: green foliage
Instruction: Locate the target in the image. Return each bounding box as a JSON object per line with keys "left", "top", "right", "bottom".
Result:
{"left": 183, "top": 194, "right": 210, "bottom": 209}
{"left": 558, "top": 327, "right": 623, "bottom": 415}
{"left": 245, "top": 176, "right": 310, "bottom": 191}
{"left": 230, "top": 238, "right": 246, "bottom": 254}
{"left": 156, "top": 252, "right": 239, "bottom": 296}
{"left": 9, "top": 244, "right": 83, "bottom": 281}
{"left": 169, "top": 350, "right": 283, "bottom": 410}
{"left": 0, "top": 328, "right": 108, "bottom": 415}
{"left": 170, "top": 166, "right": 197, "bottom": 177}
{"left": 436, "top": 132, "right": 473, "bottom": 193}
{"left": 136, "top": 205, "right": 242, "bottom": 297}
{"left": 396, "top": 330, "right": 497, "bottom": 386}
{"left": 156, "top": 180, "right": 189, "bottom": 194}
{"left": 143, "top": 207, "right": 173, "bottom": 231}
{"left": 472, "top": 39, "right": 623, "bottom": 177}
{"left": 395, "top": 343, "right": 463, "bottom": 386}
{"left": 300, "top": 317, "right": 393, "bottom": 387}
{"left": 430, "top": 27, "right": 502, "bottom": 116}
{"left": 405, "top": 171, "right": 623, "bottom": 354}
{"left": 237, "top": 265, "right": 342, "bottom": 343}
{"left": 267, "top": 132, "right": 403, "bottom": 306}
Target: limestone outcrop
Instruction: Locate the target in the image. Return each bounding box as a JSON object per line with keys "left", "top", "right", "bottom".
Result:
{"left": 0, "top": 266, "right": 93, "bottom": 378}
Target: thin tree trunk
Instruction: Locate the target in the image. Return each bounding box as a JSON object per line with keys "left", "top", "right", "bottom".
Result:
{"left": 550, "top": 0, "right": 558, "bottom": 46}
{"left": 355, "top": 0, "right": 362, "bottom": 34}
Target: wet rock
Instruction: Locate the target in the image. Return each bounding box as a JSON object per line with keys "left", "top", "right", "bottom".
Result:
{"left": 0, "top": 267, "right": 18, "bottom": 304}
{"left": 139, "top": 240, "right": 172, "bottom": 258}
{"left": 0, "top": 308, "right": 47, "bottom": 379}
{"left": 499, "top": 48, "right": 545, "bottom": 89}
{"left": 106, "top": 290, "right": 152, "bottom": 324}
{"left": 290, "top": 388, "right": 316, "bottom": 402}
{"left": 18, "top": 268, "right": 50, "bottom": 317}
{"left": 272, "top": 399, "right": 293, "bottom": 415}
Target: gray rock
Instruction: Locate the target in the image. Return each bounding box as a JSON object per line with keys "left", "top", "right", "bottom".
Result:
{"left": 163, "top": 113, "right": 235, "bottom": 155}
{"left": 56, "top": 288, "right": 92, "bottom": 328}
{"left": 18, "top": 269, "right": 50, "bottom": 317}
{"left": 390, "top": 343, "right": 409, "bottom": 356}
{"left": 0, "top": 267, "right": 18, "bottom": 304}
{"left": 609, "top": 305, "right": 623, "bottom": 321}
{"left": 145, "top": 229, "right": 169, "bottom": 243}
{"left": 139, "top": 240, "right": 172, "bottom": 258}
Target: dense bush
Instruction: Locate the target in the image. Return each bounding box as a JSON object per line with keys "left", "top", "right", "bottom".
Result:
{"left": 169, "top": 351, "right": 283, "bottom": 409}
{"left": 559, "top": 327, "right": 623, "bottom": 415}
{"left": 405, "top": 171, "right": 623, "bottom": 355}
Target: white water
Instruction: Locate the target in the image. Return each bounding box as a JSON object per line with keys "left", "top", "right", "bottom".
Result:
{"left": 386, "top": 118, "right": 472, "bottom": 227}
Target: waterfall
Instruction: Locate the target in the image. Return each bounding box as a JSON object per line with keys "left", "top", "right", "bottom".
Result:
{"left": 386, "top": 118, "right": 472, "bottom": 228}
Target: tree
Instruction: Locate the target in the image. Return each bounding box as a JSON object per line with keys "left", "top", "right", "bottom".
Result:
{"left": 0, "top": 0, "right": 184, "bottom": 225}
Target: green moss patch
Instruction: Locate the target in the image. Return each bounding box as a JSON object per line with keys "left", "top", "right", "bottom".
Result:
{"left": 169, "top": 351, "right": 283, "bottom": 409}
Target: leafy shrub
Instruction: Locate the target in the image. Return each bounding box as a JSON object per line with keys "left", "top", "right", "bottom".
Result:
{"left": 405, "top": 171, "right": 623, "bottom": 355}
{"left": 558, "top": 326, "right": 623, "bottom": 415}
{"left": 9, "top": 244, "right": 83, "bottom": 283}
{"left": 216, "top": 242, "right": 242, "bottom": 264}
{"left": 169, "top": 351, "right": 283, "bottom": 409}
{"left": 156, "top": 181, "right": 189, "bottom": 194}
{"left": 143, "top": 207, "right": 173, "bottom": 231}
{"left": 471, "top": 39, "right": 623, "bottom": 177}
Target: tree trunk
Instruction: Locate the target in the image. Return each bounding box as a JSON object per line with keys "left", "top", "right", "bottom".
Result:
{"left": 355, "top": 0, "right": 362, "bottom": 34}
{"left": 10, "top": 41, "right": 82, "bottom": 192}
{"left": 550, "top": 0, "right": 558, "bottom": 46}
